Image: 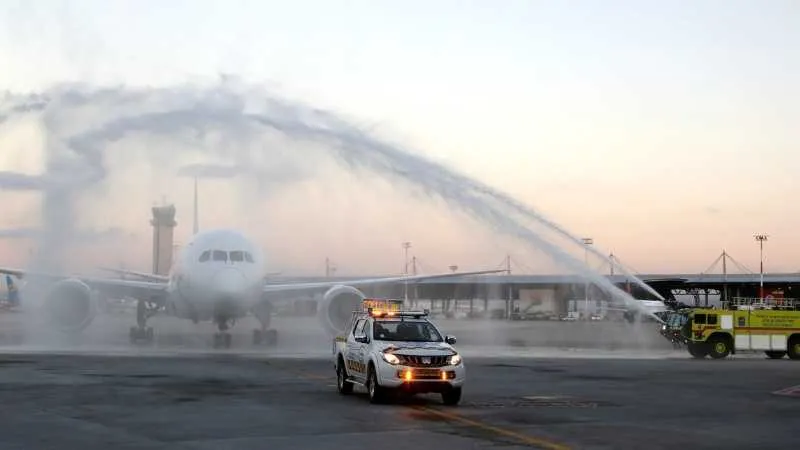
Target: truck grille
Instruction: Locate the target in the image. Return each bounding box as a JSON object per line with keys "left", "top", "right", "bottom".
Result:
{"left": 397, "top": 355, "right": 449, "bottom": 367}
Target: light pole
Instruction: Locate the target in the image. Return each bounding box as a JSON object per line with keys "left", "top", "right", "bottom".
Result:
{"left": 754, "top": 234, "right": 768, "bottom": 299}
{"left": 582, "top": 238, "right": 593, "bottom": 319}
{"left": 325, "top": 257, "right": 337, "bottom": 278}
{"left": 447, "top": 265, "right": 458, "bottom": 314}
{"left": 402, "top": 241, "right": 412, "bottom": 302}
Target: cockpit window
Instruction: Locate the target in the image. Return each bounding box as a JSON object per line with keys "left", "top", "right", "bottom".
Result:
{"left": 199, "top": 250, "right": 253, "bottom": 263}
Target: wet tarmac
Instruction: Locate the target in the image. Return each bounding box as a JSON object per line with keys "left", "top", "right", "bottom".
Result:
{"left": 0, "top": 311, "right": 797, "bottom": 449}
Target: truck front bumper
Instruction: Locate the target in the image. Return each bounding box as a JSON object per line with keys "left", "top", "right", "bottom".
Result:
{"left": 377, "top": 363, "right": 465, "bottom": 393}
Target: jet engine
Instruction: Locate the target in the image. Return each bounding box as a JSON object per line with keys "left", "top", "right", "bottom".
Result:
{"left": 317, "top": 285, "right": 366, "bottom": 337}
{"left": 42, "top": 278, "right": 98, "bottom": 333}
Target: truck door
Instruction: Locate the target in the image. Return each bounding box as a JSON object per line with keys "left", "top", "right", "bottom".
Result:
{"left": 359, "top": 320, "right": 374, "bottom": 376}
{"left": 346, "top": 319, "right": 368, "bottom": 382}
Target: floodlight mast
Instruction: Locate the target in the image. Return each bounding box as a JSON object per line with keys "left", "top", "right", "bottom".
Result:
{"left": 754, "top": 234, "right": 768, "bottom": 299}
{"left": 582, "top": 237, "right": 593, "bottom": 319}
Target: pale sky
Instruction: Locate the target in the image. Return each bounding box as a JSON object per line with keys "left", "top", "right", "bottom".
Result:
{"left": 0, "top": 0, "right": 798, "bottom": 276}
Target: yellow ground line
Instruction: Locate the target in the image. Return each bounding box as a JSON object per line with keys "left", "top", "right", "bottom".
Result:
{"left": 416, "top": 406, "right": 572, "bottom": 450}
{"left": 286, "top": 368, "right": 572, "bottom": 449}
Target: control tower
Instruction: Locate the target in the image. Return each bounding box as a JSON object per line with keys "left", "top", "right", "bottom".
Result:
{"left": 151, "top": 204, "right": 177, "bottom": 276}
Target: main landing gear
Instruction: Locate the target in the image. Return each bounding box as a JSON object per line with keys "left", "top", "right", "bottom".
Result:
{"left": 252, "top": 327, "right": 278, "bottom": 347}
{"left": 129, "top": 299, "right": 157, "bottom": 344}
{"left": 252, "top": 303, "right": 278, "bottom": 347}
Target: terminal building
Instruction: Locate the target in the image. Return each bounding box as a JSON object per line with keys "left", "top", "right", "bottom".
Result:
{"left": 271, "top": 272, "right": 800, "bottom": 319}
{"left": 143, "top": 205, "right": 800, "bottom": 319}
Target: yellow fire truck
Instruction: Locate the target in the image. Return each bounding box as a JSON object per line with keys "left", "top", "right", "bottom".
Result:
{"left": 661, "top": 297, "right": 800, "bottom": 359}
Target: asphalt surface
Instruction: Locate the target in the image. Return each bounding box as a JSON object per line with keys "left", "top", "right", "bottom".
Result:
{"left": 0, "top": 311, "right": 798, "bottom": 449}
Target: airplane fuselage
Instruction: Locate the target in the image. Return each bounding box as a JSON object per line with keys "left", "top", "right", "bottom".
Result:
{"left": 163, "top": 229, "right": 266, "bottom": 323}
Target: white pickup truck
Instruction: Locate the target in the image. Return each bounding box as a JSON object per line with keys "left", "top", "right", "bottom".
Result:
{"left": 332, "top": 301, "right": 465, "bottom": 405}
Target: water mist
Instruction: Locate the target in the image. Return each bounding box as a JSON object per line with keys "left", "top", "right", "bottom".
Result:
{"left": 0, "top": 79, "right": 664, "bottom": 354}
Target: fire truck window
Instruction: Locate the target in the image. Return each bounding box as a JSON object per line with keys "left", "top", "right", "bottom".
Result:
{"left": 695, "top": 314, "right": 707, "bottom": 324}
{"left": 706, "top": 314, "right": 718, "bottom": 325}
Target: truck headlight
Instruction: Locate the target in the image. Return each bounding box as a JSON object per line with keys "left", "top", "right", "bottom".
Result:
{"left": 449, "top": 354, "right": 462, "bottom": 365}
{"left": 382, "top": 353, "right": 400, "bottom": 365}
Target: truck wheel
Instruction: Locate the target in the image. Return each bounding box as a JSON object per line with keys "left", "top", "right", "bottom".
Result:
{"left": 687, "top": 343, "right": 707, "bottom": 359}
{"left": 765, "top": 351, "right": 786, "bottom": 359}
{"left": 708, "top": 336, "right": 731, "bottom": 359}
{"left": 336, "top": 359, "right": 353, "bottom": 395}
{"left": 788, "top": 337, "right": 800, "bottom": 360}
{"left": 367, "top": 365, "right": 387, "bottom": 404}
{"left": 441, "top": 387, "right": 462, "bottom": 406}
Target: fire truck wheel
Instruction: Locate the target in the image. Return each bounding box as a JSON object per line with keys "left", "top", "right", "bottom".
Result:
{"left": 687, "top": 343, "right": 707, "bottom": 359}
{"left": 787, "top": 337, "right": 800, "bottom": 360}
{"left": 707, "top": 336, "right": 731, "bottom": 359}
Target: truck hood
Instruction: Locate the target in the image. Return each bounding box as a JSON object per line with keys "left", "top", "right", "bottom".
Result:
{"left": 380, "top": 342, "right": 456, "bottom": 356}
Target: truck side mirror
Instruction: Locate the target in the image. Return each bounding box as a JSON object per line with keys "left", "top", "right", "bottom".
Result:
{"left": 355, "top": 335, "right": 369, "bottom": 344}
{"left": 445, "top": 335, "right": 457, "bottom": 345}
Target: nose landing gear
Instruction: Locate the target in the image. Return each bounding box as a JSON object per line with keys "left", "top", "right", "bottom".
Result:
{"left": 213, "top": 316, "right": 234, "bottom": 349}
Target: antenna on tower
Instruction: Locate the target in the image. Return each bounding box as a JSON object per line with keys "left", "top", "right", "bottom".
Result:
{"left": 192, "top": 176, "right": 199, "bottom": 235}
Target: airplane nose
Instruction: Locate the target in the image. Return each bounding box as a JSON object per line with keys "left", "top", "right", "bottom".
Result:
{"left": 212, "top": 268, "right": 247, "bottom": 295}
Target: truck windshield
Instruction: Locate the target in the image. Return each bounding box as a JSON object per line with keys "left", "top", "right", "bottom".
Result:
{"left": 665, "top": 312, "right": 687, "bottom": 328}
{"left": 373, "top": 320, "right": 443, "bottom": 342}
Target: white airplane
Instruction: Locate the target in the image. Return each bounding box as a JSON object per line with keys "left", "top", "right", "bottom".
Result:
{"left": 0, "top": 228, "right": 503, "bottom": 348}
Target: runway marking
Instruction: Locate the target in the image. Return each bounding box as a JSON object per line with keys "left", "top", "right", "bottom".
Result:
{"left": 772, "top": 385, "right": 800, "bottom": 397}
{"left": 274, "top": 365, "right": 572, "bottom": 449}
{"left": 299, "top": 372, "right": 329, "bottom": 381}
{"left": 416, "top": 406, "right": 571, "bottom": 450}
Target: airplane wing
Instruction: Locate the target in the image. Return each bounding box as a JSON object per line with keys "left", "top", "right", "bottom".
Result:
{"left": 101, "top": 267, "right": 282, "bottom": 282}
{"left": 262, "top": 269, "right": 506, "bottom": 293}
{"left": 0, "top": 267, "right": 168, "bottom": 301}
{"left": 99, "top": 267, "right": 170, "bottom": 282}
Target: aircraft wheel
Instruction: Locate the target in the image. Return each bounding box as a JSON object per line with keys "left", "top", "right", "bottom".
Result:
{"left": 265, "top": 329, "right": 278, "bottom": 346}
{"left": 129, "top": 326, "right": 154, "bottom": 345}
{"left": 252, "top": 329, "right": 277, "bottom": 346}
{"left": 213, "top": 332, "right": 232, "bottom": 349}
